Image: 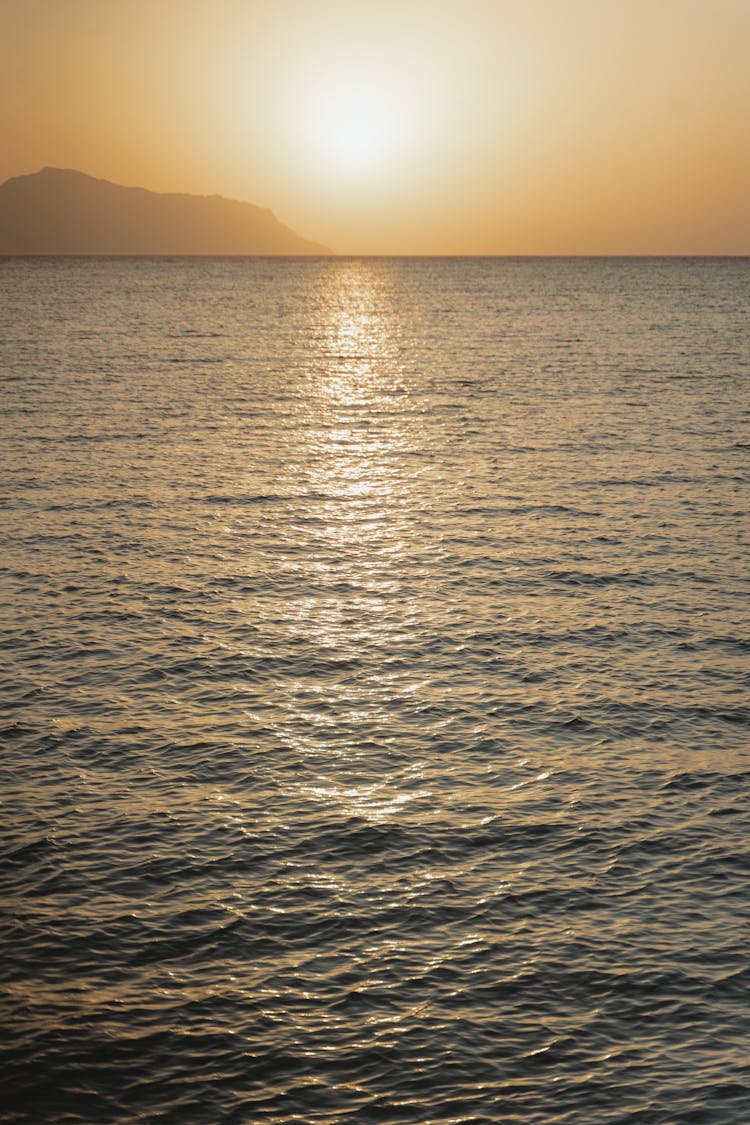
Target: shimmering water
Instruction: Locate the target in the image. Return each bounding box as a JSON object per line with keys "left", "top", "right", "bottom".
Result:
{"left": 2, "top": 256, "right": 749, "bottom": 1123}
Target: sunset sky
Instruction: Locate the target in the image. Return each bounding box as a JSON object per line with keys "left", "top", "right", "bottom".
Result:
{"left": 3, "top": 0, "right": 749, "bottom": 254}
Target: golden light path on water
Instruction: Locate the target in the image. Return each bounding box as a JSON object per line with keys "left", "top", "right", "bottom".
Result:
{"left": 288, "top": 264, "right": 435, "bottom": 827}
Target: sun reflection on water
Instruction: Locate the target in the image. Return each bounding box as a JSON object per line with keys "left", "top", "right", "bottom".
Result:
{"left": 300, "top": 780, "right": 432, "bottom": 825}
{"left": 296, "top": 261, "right": 419, "bottom": 572}
{"left": 315, "top": 261, "right": 404, "bottom": 402}
{"left": 275, "top": 262, "right": 428, "bottom": 811}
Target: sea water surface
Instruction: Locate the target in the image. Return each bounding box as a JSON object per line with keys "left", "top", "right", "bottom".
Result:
{"left": 1, "top": 257, "right": 749, "bottom": 1123}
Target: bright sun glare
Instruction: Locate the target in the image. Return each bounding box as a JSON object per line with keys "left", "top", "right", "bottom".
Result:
{"left": 307, "top": 86, "right": 403, "bottom": 174}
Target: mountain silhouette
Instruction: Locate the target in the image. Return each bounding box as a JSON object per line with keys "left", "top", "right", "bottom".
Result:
{"left": 0, "top": 167, "right": 330, "bottom": 255}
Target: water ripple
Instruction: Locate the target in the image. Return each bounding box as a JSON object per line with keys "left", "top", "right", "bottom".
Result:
{"left": 1, "top": 256, "right": 749, "bottom": 1123}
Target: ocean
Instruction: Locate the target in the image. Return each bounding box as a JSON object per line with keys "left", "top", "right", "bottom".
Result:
{"left": 1, "top": 256, "right": 749, "bottom": 1123}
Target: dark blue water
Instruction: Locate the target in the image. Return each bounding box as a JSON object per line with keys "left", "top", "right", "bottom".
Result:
{"left": 2, "top": 257, "right": 749, "bottom": 1123}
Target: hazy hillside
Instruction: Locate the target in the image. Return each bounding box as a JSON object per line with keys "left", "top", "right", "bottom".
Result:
{"left": 0, "top": 168, "right": 330, "bottom": 255}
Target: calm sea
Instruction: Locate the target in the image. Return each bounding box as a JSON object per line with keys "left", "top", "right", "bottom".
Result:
{"left": 1, "top": 257, "right": 749, "bottom": 1123}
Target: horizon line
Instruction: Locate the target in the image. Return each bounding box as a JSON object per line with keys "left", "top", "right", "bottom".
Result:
{"left": 2, "top": 252, "right": 749, "bottom": 260}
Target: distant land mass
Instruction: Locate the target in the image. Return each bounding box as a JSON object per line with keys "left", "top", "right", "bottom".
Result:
{"left": 0, "top": 167, "right": 330, "bottom": 255}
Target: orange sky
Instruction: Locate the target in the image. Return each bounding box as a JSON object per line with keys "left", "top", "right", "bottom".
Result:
{"left": 3, "top": 0, "right": 749, "bottom": 254}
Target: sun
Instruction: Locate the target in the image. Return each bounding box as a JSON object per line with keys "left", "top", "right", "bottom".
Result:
{"left": 305, "top": 84, "right": 405, "bottom": 176}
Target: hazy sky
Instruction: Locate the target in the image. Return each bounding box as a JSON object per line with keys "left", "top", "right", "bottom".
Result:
{"left": 3, "top": 0, "right": 749, "bottom": 253}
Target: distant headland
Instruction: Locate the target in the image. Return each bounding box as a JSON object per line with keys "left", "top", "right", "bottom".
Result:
{"left": 0, "top": 167, "right": 331, "bottom": 255}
